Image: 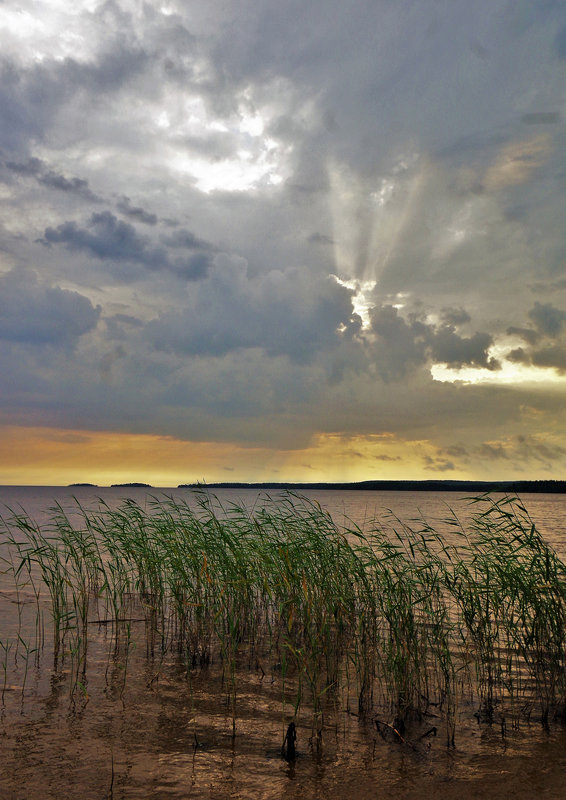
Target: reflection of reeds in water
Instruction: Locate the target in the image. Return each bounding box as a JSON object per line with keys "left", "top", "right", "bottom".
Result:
{"left": 1, "top": 491, "right": 566, "bottom": 745}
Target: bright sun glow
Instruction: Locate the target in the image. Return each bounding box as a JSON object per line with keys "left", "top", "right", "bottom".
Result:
{"left": 332, "top": 276, "right": 376, "bottom": 328}
{"left": 171, "top": 148, "right": 284, "bottom": 193}
{"left": 432, "top": 336, "right": 566, "bottom": 386}
{"left": 0, "top": 1, "right": 98, "bottom": 63}
{"left": 431, "top": 360, "right": 566, "bottom": 386}
{"left": 165, "top": 95, "right": 289, "bottom": 193}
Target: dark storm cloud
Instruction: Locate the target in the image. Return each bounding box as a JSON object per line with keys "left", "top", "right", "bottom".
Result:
{"left": 43, "top": 212, "right": 210, "bottom": 280}
{"left": 370, "top": 305, "right": 499, "bottom": 380}
{"left": 146, "top": 257, "right": 357, "bottom": 363}
{"left": 0, "top": 269, "right": 100, "bottom": 345}
{"left": 44, "top": 212, "right": 163, "bottom": 264}
{"left": 429, "top": 328, "right": 499, "bottom": 371}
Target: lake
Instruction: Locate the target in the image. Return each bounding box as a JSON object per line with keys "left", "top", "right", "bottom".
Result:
{"left": 2, "top": 486, "right": 566, "bottom": 799}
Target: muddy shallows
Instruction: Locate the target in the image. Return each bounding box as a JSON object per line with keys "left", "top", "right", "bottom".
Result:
{"left": 2, "top": 492, "right": 566, "bottom": 798}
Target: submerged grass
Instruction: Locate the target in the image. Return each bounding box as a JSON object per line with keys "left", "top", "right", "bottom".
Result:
{"left": 1, "top": 491, "right": 566, "bottom": 744}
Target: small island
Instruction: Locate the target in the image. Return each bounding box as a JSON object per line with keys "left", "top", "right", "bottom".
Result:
{"left": 68, "top": 483, "right": 98, "bottom": 487}
{"left": 111, "top": 482, "right": 153, "bottom": 488}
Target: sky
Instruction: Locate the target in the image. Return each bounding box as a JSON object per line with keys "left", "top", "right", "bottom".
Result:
{"left": 1, "top": 0, "right": 566, "bottom": 486}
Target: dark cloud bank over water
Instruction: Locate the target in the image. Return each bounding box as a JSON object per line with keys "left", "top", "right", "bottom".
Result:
{"left": 1, "top": 0, "right": 566, "bottom": 480}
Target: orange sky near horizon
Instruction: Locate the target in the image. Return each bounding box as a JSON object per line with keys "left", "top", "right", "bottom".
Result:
{"left": 0, "top": 424, "right": 561, "bottom": 487}
{"left": 0, "top": 425, "right": 410, "bottom": 486}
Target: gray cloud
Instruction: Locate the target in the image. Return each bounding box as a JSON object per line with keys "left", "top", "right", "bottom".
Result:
{"left": 528, "top": 302, "right": 566, "bottom": 338}
{"left": 146, "top": 256, "right": 357, "bottom": 363}
{"left": 506, "top": 326, "right": 541, "bottom": 346}
{"left": 39, "top": 171, "right": 99, "bottom": 201}
{"left": 307, "top": 233, "right": 334, "bottom": 246}
{"left": 506, "top": 347, "right": 530, "bottom": 365}
{"left": 531, "top": 346, "right": 566, "bottom": 374}
{"left": 0, "top": 269, "right": 100, "bottom": 346}
{"left": 423, "top": 455, "right": 455, "bottom": 473}
{"left": 44, "top": 212, "right": 163, "bottom": 263}
{"left": 555, "top": 25, "right": 566, "bottom": 59}
{"left": 4, "top": 157, "right": 46, "bottom": 176}
{"left": 0, "top": 0, "right": 565, "bottom": 478}
{"left": 370, "top": 305, "right": 499, "bottom": 380}
{"left": 116, "top": 196, "right": 158, "bottom": 225}
{"left": 440, "top": 308, "right": 471, "bottom": 327}
{"left": 43, "top": 212, "right": 210, "bottom": 280}
{"left": 0, "top": 39, "right": 149, "bottom": 154}
{"left": 160, "top": 229, "right": 213, "bottom": 250}
{"left": 370, "top": 305, "right": 429, "bottom": 381}
{"left": 476, "top": 442, "right": 510, "bottom": 460}
{"left": 473, "top": 436, "right": 566, "bottom": 470}
{"left": 430, "top": 328, "right": 499, "bottom": 371}
{"left": 4, "top": 157, "right": 99, "bottom": 201}
{"left": 505, "top": 303, "right": 566, "bottom": 374}
{"left": 521, "top": 112, "right": 561, "bottom": 124}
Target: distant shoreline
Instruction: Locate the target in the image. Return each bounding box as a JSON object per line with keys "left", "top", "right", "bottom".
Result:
{"left": 178, "top": 479, "right": 566, "bottom": 493}
{"left": 1, "top": 480, "right": 562, "bottom": 494}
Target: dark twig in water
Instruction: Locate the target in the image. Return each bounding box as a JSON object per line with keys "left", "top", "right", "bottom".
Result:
{"left": 418, "top": 726, "right": 437, "bottom": 740}
{"left": 282, "top": 721, "right": 297, "bottom": 761}
{"left": 374, "top": 718, "right": 407, "bottom": 745}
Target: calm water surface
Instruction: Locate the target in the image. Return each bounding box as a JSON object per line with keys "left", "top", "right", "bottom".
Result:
{"left": 2, "top": 486, "right": 566, "bottom": 799}
{"left": 1, "top": 484, "right": 566, "bottom": 540}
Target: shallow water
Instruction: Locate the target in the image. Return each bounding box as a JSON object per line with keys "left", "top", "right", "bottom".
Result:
{"left": 2, "top": 487, "right": 566, "bottom": 799}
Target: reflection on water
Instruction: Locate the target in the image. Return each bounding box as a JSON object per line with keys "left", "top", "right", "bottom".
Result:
{"left": 2, "top": 487, "right": 566, "bottom": 799}
{"left": 4, "top": 660, "right": 566, "bottom": 799}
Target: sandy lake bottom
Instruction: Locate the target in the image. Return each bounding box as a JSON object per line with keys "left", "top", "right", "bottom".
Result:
{"left": 3, "top": 649, "right": 566, "bottom": 800}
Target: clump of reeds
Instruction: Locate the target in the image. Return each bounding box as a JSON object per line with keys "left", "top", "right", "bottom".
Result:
{"left": 1, "top": 491, "right": 565, "bottom": 744}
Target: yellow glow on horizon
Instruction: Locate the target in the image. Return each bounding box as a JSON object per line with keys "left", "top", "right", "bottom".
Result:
{"left": 0, "top": 426, "right": 461, "bottom": 487}
{"left": 2, "top": 425, "right": 563, "bottom": 487}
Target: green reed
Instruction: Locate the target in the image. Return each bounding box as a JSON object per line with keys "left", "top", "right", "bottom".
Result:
{"left": 1, "top": 491, "right": 566, "bottom": 742}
